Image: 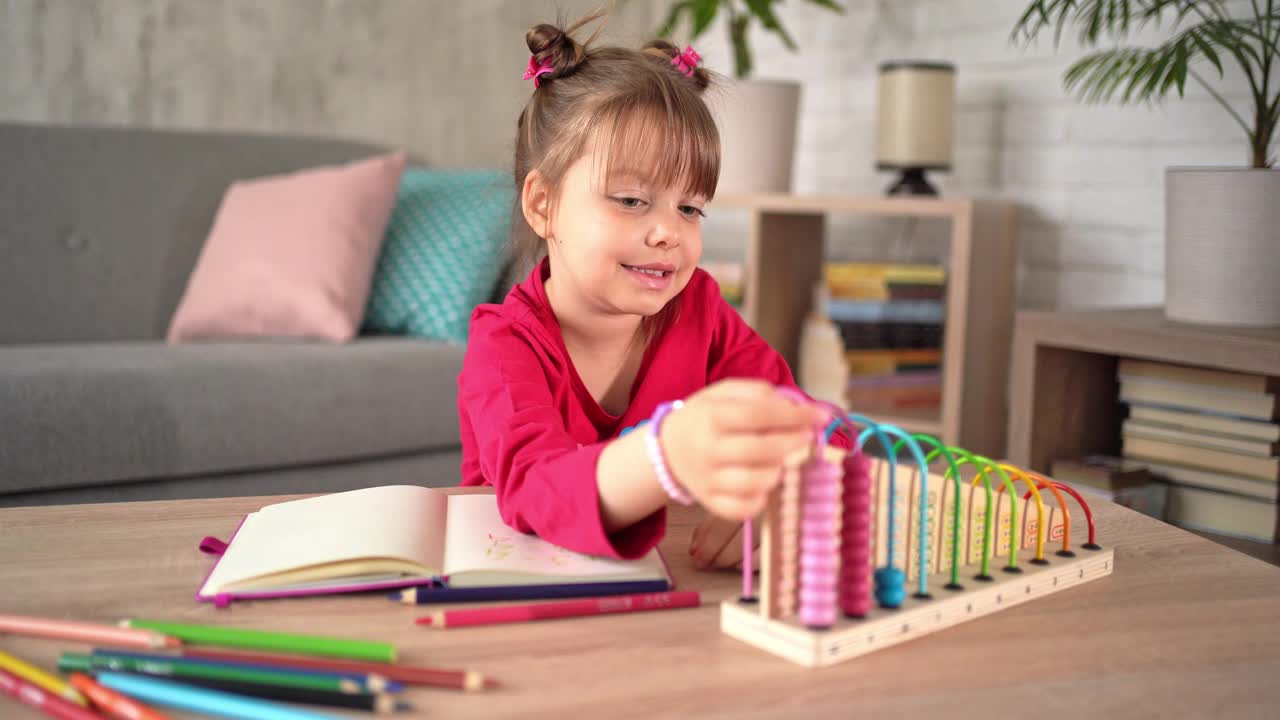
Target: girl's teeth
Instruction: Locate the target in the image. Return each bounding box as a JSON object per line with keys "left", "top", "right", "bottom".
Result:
{"left": 627, "top": 265, "right": 666, "bottom": 277}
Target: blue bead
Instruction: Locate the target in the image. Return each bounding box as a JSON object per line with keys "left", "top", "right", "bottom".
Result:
{"left": 874, "top": 566, "right": 906, "bottom": 609}
{"left": 618, "top": 420, "right": 649, "bottom": 437}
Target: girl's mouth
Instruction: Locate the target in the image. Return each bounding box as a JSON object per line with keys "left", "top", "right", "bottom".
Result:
{"left": 621, "top": 263, "right": 675, "bottom": 290}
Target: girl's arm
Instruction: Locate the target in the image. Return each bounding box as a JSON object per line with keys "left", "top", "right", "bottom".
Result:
{"left": 461, "top": 321, "right": 666, "bottom": 560}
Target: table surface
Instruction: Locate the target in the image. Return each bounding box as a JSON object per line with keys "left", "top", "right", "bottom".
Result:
{"left": 3, "top": 492, "right": 1280, "bottom": 720}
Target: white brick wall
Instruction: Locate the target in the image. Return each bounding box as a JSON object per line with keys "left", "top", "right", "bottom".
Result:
{"left": 689, "top": 0, "right": 1262, "bottom": 310}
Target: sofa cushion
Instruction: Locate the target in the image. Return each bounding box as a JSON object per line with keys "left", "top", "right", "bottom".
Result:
{"left": 0, "top": 339, "right": 464, "bottom": 495}
{"left": 0, "top": 121, "right": 407, "bottom": 344}
{"left": 167, "top": 152, "right": 406, "bottom": 344}
{"left": 363, "top": 168, "right": 515, "bottom": 344}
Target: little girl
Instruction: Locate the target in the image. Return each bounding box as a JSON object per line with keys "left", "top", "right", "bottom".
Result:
{"left": 458, "top": 11, "right": 846, "bottom": 571}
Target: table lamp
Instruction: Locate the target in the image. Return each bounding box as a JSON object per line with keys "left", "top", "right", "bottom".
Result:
{"left": 876, "top": 61, "right": 955, "bottom": 196}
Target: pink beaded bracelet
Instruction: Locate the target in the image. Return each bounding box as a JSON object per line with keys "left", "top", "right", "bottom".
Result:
{"left": 645, "top": 400, "right": 695, "bottom": 505}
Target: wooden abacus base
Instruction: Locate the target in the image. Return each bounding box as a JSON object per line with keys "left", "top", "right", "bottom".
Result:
{"left": 721, "top": 546, "right": 1114, "bottom": 667}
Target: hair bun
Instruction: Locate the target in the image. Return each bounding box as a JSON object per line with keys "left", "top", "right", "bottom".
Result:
{"left": 525, "top": 22, "right": 588, "bottom": 84}
{"left": 641, "top": 39, "right": 710, "bottom": 92}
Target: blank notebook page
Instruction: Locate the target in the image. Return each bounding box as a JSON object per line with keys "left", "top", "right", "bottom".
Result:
{"left": 441, "top": 493, "right": 666, "bottom": 581}
{"left": 202, "top": 485, "right": 448, "bottom": 593}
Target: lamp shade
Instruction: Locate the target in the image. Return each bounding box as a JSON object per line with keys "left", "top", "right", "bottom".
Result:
{"left": 876, "top": 61, "right": 955, "bottom": 171}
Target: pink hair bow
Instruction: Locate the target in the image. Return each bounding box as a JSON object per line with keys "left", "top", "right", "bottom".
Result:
{"left": 672, "top": 45, "right": 700, "bottom": 78}
{"left": 523, "top": 55, "right": 554, "bottom": 88}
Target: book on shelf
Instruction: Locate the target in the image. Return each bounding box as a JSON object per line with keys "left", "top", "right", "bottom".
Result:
{"left": 1121, "top": 435, "right": 1278, "bottom": 482}
{"left": 1126, "top": 404, "right": 1279, "bottom": 443}
{"left": 844, "top": 348, "right": 942, "bottom": 376}
{"left": 825, "top": 298, "right": 945, "bottom": 325}
{"left": 1049, "top": 455, "right": 1167, "bottom": 520}
{"left": 1118, "top": 358, "right": 1279, "bottom": 395}
{"left": 1132, "top": 459, "right": 1278, "bottom": 502}
{"left": 1121, "top": 419, "right": 1279, "bottom": 458}
{"left": 1116, "top": 358, "right": 1278, "bottom": 422}
{"left": 837, "top": 321, "right": 944, "bottom": 351}
{"left": 1113, "top": 358, "right": 1280, "bottom": 538}
{"left": 846, "top": 369, "right": 941, "bottom": 414}
{"left": 1164, "top": 483, "right": 1278, "bottom": 543}
{"left": 824, "top": 262, "right": 946, "bottom": 302}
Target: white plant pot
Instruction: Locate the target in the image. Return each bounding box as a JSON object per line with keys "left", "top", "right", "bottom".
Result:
{"left": 1165, "top": 167, "right": 1280, "bottom": 327}
{"left": 707, "top": 78, "right": 800, "bottom": 195}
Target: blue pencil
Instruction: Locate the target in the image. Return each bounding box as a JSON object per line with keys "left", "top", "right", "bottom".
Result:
{"left": 96, "top": 671, "right": 348, "bottom": 720}
{"left": 90, "top": 649, "right": 403, "bottom": 693}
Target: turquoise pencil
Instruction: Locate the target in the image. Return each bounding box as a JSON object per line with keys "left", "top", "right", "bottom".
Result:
{"left": 96, "top": 672, "right": 347, "bottom": 720}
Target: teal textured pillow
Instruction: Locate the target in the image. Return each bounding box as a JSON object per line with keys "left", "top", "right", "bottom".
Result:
{"left": 363, "top": 168, "right": 515, "bottom": 343}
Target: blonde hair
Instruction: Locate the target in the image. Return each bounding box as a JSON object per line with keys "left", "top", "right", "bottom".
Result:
{"left": 511, "top": 9, "right": 721, "bottom": 271}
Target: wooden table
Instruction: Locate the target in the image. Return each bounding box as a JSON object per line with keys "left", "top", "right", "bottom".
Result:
{"left": 3, "top": 494, "right": 1280, "bottom": 719}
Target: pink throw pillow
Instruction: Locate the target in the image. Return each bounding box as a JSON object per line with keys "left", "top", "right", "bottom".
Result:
{"left": 167, "top": 151, "right": 406, "bottom": 343}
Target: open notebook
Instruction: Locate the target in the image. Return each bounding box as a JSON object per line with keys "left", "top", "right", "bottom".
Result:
{"left": 196, "top": 486, "right": 672, "bottom": 606}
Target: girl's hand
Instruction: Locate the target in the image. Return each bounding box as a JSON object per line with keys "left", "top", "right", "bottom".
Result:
{"left": 689, "top": 511, "right": 761, "bottom": 571}
{"left": 660, "top": 379, "right": 825, "bottom": 520}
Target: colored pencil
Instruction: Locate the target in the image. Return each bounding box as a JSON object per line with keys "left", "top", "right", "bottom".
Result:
{"left": 0, "top": 614, "right": 179, "bottom": 650}
{"left": 95, "top": 671, "right": 345, "bottom": 720}
{"left": 124, "top": 673, "right": 408, "bottom": 714}
{"left": 415, "top": 590, "right": 702, "bottom": 628}
{"left": 0, "top": 649, "right": 88, "bottom": 706}
{"left": 59, "top": 653, "right": 377, "bottom": 695}
{"left": 0, "top": 667, "right": 105, "bottom": 720}
{"left": 120, "top": 620, "right": 395, "bottom": 663}
{"left": 87, "top": 650, "right": 397, "bottom": 693}
{"left": 68, "top": 673, "right": 174, "bottom": 720}
{"left": 180, "top": 646, "right": 497, "bottom": 691}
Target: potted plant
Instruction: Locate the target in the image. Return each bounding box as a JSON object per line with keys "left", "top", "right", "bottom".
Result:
{"left": 657, "top": 0, "right": 845, "bottom": 195}
{"left": 1012, "top": 1, "right": 1279, "bottom": 327}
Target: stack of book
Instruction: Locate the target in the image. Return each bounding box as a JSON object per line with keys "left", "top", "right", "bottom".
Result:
{"left": 1116, "top": 359, "right": 1279, "bottom": 542}
{"left": 824, "top": 262, "right": 945, "bottom": 414}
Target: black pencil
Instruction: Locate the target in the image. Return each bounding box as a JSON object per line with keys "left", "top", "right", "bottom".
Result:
{"left": 107, "top": 670, "right": 410, "bottom": 714}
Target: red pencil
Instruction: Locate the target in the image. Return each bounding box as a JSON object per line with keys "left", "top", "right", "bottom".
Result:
{"left": 178, "top": 646, "right": 498, "bottom": 691}
{"left": 415, "top": 590, "right": 702, "bottom": 628}
{"left": 68, "top": 673, "right": 173, "bottom": 720}
{"left": 0, "top": 667, "right": 105, "bottom": 720}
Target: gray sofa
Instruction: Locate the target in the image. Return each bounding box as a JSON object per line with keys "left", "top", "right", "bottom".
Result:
{"left": 0, "top": 121, "right": 491, "bottom": 507}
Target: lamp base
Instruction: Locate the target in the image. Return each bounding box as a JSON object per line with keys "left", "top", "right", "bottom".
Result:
{"left": 885, "top": 167, "right": 939, "bottom": 196}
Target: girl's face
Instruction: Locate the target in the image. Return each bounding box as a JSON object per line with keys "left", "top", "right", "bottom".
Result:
{"left": 535, "top": 146, "right": 707, "bottom": 321}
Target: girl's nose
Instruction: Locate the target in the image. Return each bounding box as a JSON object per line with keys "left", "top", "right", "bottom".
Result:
{"left": 645, "top": 212, "right": 681, "bottom": 249}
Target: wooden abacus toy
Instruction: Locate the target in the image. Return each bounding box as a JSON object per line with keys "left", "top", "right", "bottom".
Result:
{"left": 720, "top": 405, "right": 1114, "bottom": 667}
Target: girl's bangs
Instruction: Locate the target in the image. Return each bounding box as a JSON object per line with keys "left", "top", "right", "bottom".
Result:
{"left": 590, "top": 96, "right": 719, "bottom": 200}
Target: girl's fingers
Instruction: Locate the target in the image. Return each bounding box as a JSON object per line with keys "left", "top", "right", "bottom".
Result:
{"left": 705, "top": 467, "right": 782, "bottom": 497}
{"left": 704, "top": 492, "right": 771, "bottom": 521}
{"left": 712, "top": 430, "right": 814, "bottom": 469}
{"left": 691, "top": 516, "right": 743, "bottom": 570}
{"left": 711, "top": 394, "right": 829, "bottom": 434}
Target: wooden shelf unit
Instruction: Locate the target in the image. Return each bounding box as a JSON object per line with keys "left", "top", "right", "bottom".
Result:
{"left": 711, "top": 192, "right": 1019, "bottom": 458}
{"left": 1007, "top": 306, "right": 1280, "bottom": 473}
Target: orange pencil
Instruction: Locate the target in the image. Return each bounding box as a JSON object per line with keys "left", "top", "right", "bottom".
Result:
{"left": 68, "top": 673, "right": 174, "bottom": 720}
{"left": 0, "top": 614, "right": 179, "bottom": 650}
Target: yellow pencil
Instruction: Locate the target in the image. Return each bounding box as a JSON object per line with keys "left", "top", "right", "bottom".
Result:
{"left": 0, "top": 649, "right": 88, "bottom": 707}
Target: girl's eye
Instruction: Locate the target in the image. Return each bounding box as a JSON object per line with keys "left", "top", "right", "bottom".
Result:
{"left": 615, "top": 197, "right": 645, "bottom": 209}
{"left": 680, "top": 205, "right": 707, "bottom": 219}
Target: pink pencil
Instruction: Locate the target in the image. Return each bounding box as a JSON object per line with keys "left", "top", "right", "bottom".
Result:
{"left": 0, "top": 668, "right": 105, "bottom": 720}
{"left": 415, "top": 590, "right": 701, "bottom": 629}
{"left": 0, "top": 614, "right": 179, "bottom": 650}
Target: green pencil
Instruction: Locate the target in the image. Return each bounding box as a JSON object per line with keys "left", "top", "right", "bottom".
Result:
{"left": 120, "top": 619, "right": 396, "bottom": 663}
{"left": 58, "top": 653, "right": 367, "bottom": 694}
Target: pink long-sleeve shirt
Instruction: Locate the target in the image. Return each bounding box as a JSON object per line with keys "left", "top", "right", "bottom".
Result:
{"left": 458, "top": 258, "right": 842, "bottom": 559}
